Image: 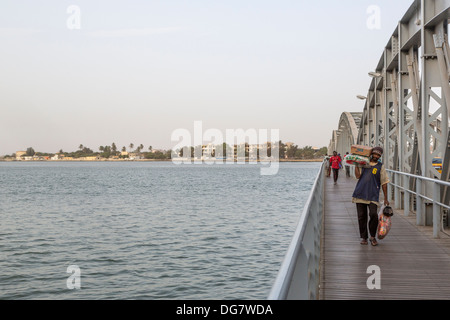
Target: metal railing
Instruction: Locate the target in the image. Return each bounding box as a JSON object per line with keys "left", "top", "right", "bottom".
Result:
{"left": 268, "top": 162, "right": 325, "bottom": 300}
{"left": 387, "top": 169, "right": 450, "bottom": 238}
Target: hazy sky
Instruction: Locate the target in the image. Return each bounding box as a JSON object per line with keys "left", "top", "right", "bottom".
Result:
{"left": 0, "top": 0, "right": 413, "bottom": 155}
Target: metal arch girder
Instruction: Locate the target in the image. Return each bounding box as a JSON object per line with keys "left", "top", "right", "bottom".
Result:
{"left": 442, "top": 131, "right": 450, "bottom": 206}
{"left": 352, "top": 0, "right": 450, "bottom": 181}
{"left": 434, "top": 28, "right": 450, "bottom": 123}
{"left": 341, "top": 111, "right": 361, "bottom": 145}
{"left": 328, "top": 130, "right": 338, "bottom": 155}
{"left": 385, "top": 68, "right": 400, "bottom": 170}
{"left": 328, "top": 0, "right": 450, "bottom": 186}
{"left": 433, "top": 25, "right": 450, "bottom": 199}
{"left": 420, "top": 20, "right": 449, "bottom": 179}
{"left": 328, "top": 112, "right": 362, "bottom": 155}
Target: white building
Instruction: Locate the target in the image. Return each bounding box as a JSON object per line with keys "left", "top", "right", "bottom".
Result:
{"left": 15, "top": 151, "right": 26, "bottom": 160}
{"left": 202, "top": 144, "right": 215, "bottom": 159}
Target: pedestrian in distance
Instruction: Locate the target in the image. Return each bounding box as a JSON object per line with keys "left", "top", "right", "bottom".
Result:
{"left": 329, "top": 151, "right": 342, "bottom": 185}
{"left": 324, "top": 156, "right": 331, "bottom": 177}
{"left": 345, "top": 152, "right": 351, "bottom": 177}
{"left": 352, "top": 146, "right": 390, "bottom": 246}
{"left": 327, "top": 155, "right": 332, "bottom": 177}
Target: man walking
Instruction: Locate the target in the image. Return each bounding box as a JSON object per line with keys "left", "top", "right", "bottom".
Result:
{"left": 352, "top": 146, "right": 390, "bottom": 246}
{"left": 329, "top": 151, "right": 341, "bottom": 185}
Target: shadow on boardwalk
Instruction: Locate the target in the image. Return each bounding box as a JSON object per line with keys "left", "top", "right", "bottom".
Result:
{"left": 319, "top": 173, "right": 450, "bottom": 300}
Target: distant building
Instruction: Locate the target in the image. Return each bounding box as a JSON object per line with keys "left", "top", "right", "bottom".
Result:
{"left": 32, "top": 156, "right": 47, "bottom": 161}
{"left": 82, "top": 156, "right": 100, "bottom": 161}
{"left": 248, "top": 144, "right": 259, "bottom": 160}
{"left": 51, "top": 154, "right": 64, "bottom": 160}
{"left": 202, "top": 144, "right": 215, "bottom": 159}
{"left": 285, "top": 142, "right": 295, "bottom": 149}
{"left": 16, "top": 151, "right": 26, "bottom": 160}
{"left": 128, "top": 153, "right": 143, "bottom": 160}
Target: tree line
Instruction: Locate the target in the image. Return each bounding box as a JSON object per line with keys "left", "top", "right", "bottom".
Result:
{"left": 65, "top": 143, "right": 171, "bottom": 159}
{"left": 6, "top": 143, "right": 171, "bottom": 160}
{"left": 5, "top": 141, "right": 328, "bottom": 160}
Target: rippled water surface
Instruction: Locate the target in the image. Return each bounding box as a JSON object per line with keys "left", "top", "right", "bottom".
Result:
{"left": 0, "top": 161, "right": 320, "bottom": 299}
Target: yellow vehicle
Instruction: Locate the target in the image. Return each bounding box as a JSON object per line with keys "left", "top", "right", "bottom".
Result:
{"left": 432, "top": 157, "right": 442, "bottom": 174}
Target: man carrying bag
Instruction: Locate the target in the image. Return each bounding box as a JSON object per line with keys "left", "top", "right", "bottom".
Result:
{"left": 352, "top": 146, "right": 390, "bottom": 246}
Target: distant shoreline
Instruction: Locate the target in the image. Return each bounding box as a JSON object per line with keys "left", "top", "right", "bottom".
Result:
{"left": 0, "top": 158, "right": 324, "bottom": 163}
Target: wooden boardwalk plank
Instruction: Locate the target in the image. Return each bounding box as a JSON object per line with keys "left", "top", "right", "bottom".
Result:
{"left": 319, "top": 174, "right": 450, "bottom": 300}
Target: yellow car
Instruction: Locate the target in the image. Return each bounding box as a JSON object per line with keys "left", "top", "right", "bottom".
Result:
{"left": 432, "top": 157, "right": 442, "bottom": 174}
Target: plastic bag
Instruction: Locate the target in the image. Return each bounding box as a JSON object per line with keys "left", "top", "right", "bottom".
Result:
{"left": 377, "top": 205, "right": 392, "bottom": 240}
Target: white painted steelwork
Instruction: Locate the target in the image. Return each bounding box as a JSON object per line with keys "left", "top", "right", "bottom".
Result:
{"left": 268, "top": 162, "right": 325, "bottom": 300}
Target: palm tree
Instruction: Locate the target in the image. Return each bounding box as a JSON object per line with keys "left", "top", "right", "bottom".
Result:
{"left": 129, "top": 143, "right": 134, "bottom": 152}
{"left": 26, "top": 147, "right": 35, "bottom": 157}
{"left": 79, "top": 144, "right": 84, "bottom": 151}
{"left": 111, "top": 143, "right": 117, "bottom": 155}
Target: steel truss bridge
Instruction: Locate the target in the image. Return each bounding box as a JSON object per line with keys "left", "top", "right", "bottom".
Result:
{"left": 329, "top": 0, "right": 450, "bottom": 226}
{"left": 270, "top": 0, "right": 450, "bottom": 300}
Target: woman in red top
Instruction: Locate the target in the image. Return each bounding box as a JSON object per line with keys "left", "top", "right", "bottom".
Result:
{"left": 329, "top": 151, "right": 342, "bottom": 185}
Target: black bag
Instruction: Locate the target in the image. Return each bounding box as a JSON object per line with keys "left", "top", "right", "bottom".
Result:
{"left": 383, "top": 206, "right": 394, "bottom": 217}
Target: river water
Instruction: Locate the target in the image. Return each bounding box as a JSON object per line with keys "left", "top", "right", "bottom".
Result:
{"left": 0, "top": 161, "right": 320, "bottom": 299}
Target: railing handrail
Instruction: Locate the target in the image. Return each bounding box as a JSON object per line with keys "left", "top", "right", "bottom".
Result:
{"left": 386, "top": 169, "right": 450, "bottom": 187}
{"left": 268, "top": 162, "right": 324, "bottom": 300}
{"left": 387, "top": 168, "right": 449, "bottom": 238}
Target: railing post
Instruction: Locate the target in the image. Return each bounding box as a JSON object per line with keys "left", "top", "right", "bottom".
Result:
{"left": 388, "top": 171, "right": 394, "bottom": 203}
{"left": 416, "top": 179, "right": 425, "bottom": 226}
{"left": 394, "top": 172, "right": 401, "bottom": 209}
{"left": 404, "top": 174, "right": 410, "bottom": 216}
{"left": 433, "top": 182, "right": 441, "bottom": 238}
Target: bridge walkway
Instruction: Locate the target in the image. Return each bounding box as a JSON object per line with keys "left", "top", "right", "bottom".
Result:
{"left": 319, "top": 173, "right": 450, "bottom": 300}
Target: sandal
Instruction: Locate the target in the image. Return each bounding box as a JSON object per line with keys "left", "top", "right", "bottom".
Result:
{"left": 360, "top": 239, "right": 368, "bottom": 245}
{"left": 370, "top": 237, "right": 378, "bottom": 246}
